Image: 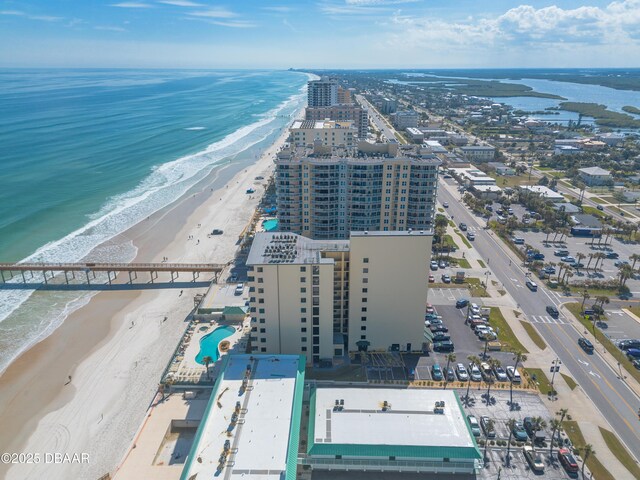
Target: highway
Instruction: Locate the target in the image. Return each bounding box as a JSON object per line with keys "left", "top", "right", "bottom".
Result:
{"left": 356, "top": 94, "right": 399, "bottom": 143}
{"left": 438, "top": 179, "right": 640, "bottom": 462}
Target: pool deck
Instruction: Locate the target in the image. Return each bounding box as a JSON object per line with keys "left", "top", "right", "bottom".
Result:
{"left": 164, "top": 318, "right": 250, "bottom": 385}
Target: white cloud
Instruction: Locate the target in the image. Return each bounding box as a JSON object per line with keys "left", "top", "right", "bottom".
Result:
{"left": 0, "top": 10, "right": 62, "bottom": 22}
{"left": 208, "top": 20, "right": 256, "bottom": 28}
{"left": 0, "top": 10, "right": 24, "bottom": 16}
{"left": 345, "top": 0, "right": 416, "bottom": 4}
{"left": 110, "top": 2, "right": 153, "bottom": 8}
{"left": 95, "top": 25, "right": 127, "bottom": 32}
{"left": 387, "top": 0, "right": 640, "bottom": 48}
{"left": 158, "top": 0, "right": 203, "bottom": 6}
{"left": 188, "top": 8, "right": 237, "bottom": 19}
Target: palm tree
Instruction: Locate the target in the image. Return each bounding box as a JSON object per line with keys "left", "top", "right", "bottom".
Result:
{"left": 562, "top": 266, "right": 574, "bottom": 285}
{"left": 630, "top": 253, "right": 640, "bottom": 271}
{"left": 483, "top": 418, "right": 495, "bottom": 463}
{"left": 202, "top": 355, "right": 213, "bottom": 380}
{"left": 580, "top": 290, "right": 591, "bottom": 312}
{"left": 443, "top": 353, "right": 456, "bottom": 389}
{"left": 549, "top": 408, "right": 569, "bottom": 456}
{"left": 594, "top": 253, "right": 607, "bottom": 272}
{"left": 484, "top": 358, "right": 500, "bottom": 405}
{"left": 585, "top": 252, "right": 595, "bottom": 272}
{"left": 578, "top": 444, "right": 594, "bottom": 479}
{"left": 505, "top": 418, "right": 517, "bottom": 466}
{"left": 575, "top": 252, "right": 586, "bottom": 273}
{"left": 510, "top": 351, "right": 527, "bottom": 406}
{"left": 543, "top": 228, "right": 552, "bottom": 244}
{"left": 465, "top": 355, "right": 481, "bottom": 402}
{"left": 617, "top": 263, "right": 634, "bottom": 287}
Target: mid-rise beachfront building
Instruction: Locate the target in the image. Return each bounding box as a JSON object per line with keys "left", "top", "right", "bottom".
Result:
{"left": 458, "top": 145, "right": 496, "bottom": 162}
{"left": 391, "top": 110, "right": 419, "bottom": 129}
{"left": 304, "top": 104, "right": 368, "bottom": 139}
{"left": 289, "top": 119, "right": 357, "bottom": 147}
{"left": 308, "top": 77, "right": 338, "bottom": 107}
{"left": 246, "top": 230, "right": 432, "bottom": 365}
{"left": 276, "top": 141, "right": 440, "bottom": 239}
{"left": 337, "top": 85, "right": 353, "bottom": 104}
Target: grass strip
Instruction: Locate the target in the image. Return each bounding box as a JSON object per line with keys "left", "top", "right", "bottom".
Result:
{"left": 489, "top": 307, "right": 528, "bottom": 353}
{"left": 524, "top": 367, "right": 550, "bottom": 393}
{"left": 598, "top": 427, "right": 640, "bottom": 479}
{"left": 562, "top": 421, "right": 615, "bottom": 480}
{"left": 560, "top": 373, "right": 578, "bottom": 390}
{"left": 466, "top": 277, "right": 490, "bottom": 298}
{"left": 454, "top": 230, "right": 473, "bottom": 248}
{"left": 520, "top": 321, "right": 547, "bottom": 350}
{"left": 477, "top": 259, "right": 486, "bottom": 268}
{"left": 565, "top": 303, "right": 640, "bottom": 384}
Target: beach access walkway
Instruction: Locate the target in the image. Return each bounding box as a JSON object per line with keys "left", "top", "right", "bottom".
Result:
{"left": 0, "top": 261, "right": 227, "bottom": 286}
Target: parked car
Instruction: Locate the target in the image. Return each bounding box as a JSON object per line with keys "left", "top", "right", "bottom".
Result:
{"left": 596, "top": 205, "right": 604, "bottom": 211}
{"left": 619, "top": 339, "right": 640, "bottom": 350}
{"left": 467, "top": 415, "right": 481, "bottom": 437}
{"left": 430, "top": 324, "right": 449, "bottom": 333}
{"left": 441, "top": 274, "right": 451, "bottom": 283}
{"left": 578, "top": 337, "right": 594, "bottom": 353}
{"left": 456, "top": 363, "right": 469, "bottom": 381}
{"left": 614, "top": 260, "right": 629, "bottom": 267}
{"left": 546, "top": 305, "right": 559, "bottom": 318}
{"left": 480, "top": 416, "right": 496, "bottom": 438}
{"left": 480, "top": 362, "right": 493, "bottom": 382}
{"left": 479, "top": 330, "right": 497, "bottom": 341}
{"left": 530, "top": 252, "right": 545, "bottom": 260}
{"left": 425, "top": 304, "right": 435, "bottom": 314}
{"left": 558, "top": 447, "right": 579, "bottom": 473}
{"left": 470, "top": 303, "right": 481, "bottom": 314}
{"left": 506, "top": 366, "right": 521, "bottom": 383}
{"left": 234, "top": 283, "right": 245, "bottom": 295}
{"left": 513, "top": 236, "right": 525, "bottom": 244}
{"left": 430, "top": 261, "right": 439, "bottom": 271}
{"left": 554, "top": 249, "right": 570, "bottom": 256}
{"left": 428, "top": 274, "right": 435, "bottom": 283}
{"left": 455, "top": 298, "right": 469, "bottom": 309}
{"left": 523, "top": 445, "right": 545, "bottom": 472}
{"left": 466, "top": 232, "right": 475, "bottom": 241}
{"left": 432, "top": 332, "right": 451, "bottom": 343}
{"left": 211, "top": 228, "right": 224, "bottom": 235}
{"left": 626, "top": 348, "right": 640, "bottom": 359}
{"left": 560, "top": 256, "right": 576, "bottom": 263}
{"left": 512, "top": 421, "right": 528, "bottom": 441}
{"left": 458, "top": 223, "right": 467, "bottom": 231}
{"left": 543, "top": 266, "right": 556, "bottom": 275}
{"left": 229, "top": 273, "right": 238, "bottom": 283}
{"left": 446, "top": 367, "right": 455, "bottom": 382}
{"left": 468, "top": 363, "right": 482, "bottom": 382}
{"left": 493, "top": 365, "right": 508, "bottom": 382}
{"left": 431, "top": 364, "right": 444, "bottom": 381}
{"left": 433, "top": 340, "right": 454, "bottom": 352}
{"left": 439, "top": 260, "right": 447, "bottom": 269}
{"left": 606, "top": 252, "right": 619, "bottom": 259}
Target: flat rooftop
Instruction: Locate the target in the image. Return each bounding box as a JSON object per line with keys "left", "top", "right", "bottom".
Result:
{"left": 180, "top": 354, "right": 305, "bottom": 480}
{"left": 309, "top": 388, "right": 480, "bottom": 459}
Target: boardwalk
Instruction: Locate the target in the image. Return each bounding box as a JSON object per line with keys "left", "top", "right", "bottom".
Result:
{"left": 0, "top": 262, "right": 226, "bottom": 285}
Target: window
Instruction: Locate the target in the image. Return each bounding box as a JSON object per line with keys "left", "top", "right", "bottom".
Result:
{"left": 313, "top": 307, "right": 319, "bottom": 315}
{"left": 301, "top": 307, "right": 307, "bottom": 313}
{"left": 360, "top": 335, "right": 367, "bottom": 340}
{"left": 363, "top": 268, "right": 368, "bottom": 274}
{"left": 313, "top": 346, "right": 320, "bottom": 354}
{"left": 260, "top": 338, "right": 266, "bottom": 343}
{"left": 363, "top": 278, "right": 368, "bottom": 284}
{"left": 313, "top": 327, "right": 320, "bottom": 335}
{"left": 363, "top": 257, "right": 369, "bottom": 263}
{"left": 300, "top": 277, "right": 306, "bottom": 283}
{"left": 313, "top": 337, "right": 320, "bottom": 345}
{"left": 259, "top": 328, "right": 265, "bottom": 333}
{"left": 300, "top": 287, "right": 306, "bottom": 293}
{"left": 312, "top": 297, "right": 319, "bottom": 306}
{"left": 362, "top": 297, "right": 368, "bottom": 303}
{"left": 261, "top": 347, "right": 267, "bottom": 352}
{"left": 361, "top": 326, "right": 366, "bottom": 331}
{"left": 258, "top": 299, "right": 264, "bottom": 304}
{"left": 313, "top": 286, "right": 320, "bottom": 296}
{"left": 257, "top": 278, "right": 263, "bottom": 283}
{"left": 259, "top": 318, "right": 265, "bottom": 324}
{"left": 301, "top": 337, "right": 307, "bottom": 342}
{"left": 258, "top": 288, "right": 264, "bottom": 294}
{"left": 301, "top": 317, "right": 307, "bottom": 323}
{"left": 259, "top": 308, "right": 265, "bottom": 314}
{"left": 361, "top": 307, "right": 367, "bottom": 312}
{"left": 301, "top": 298, "right": 307, "bottom": 303}
{"left": 301, "top": 327, "right": 307, "bottom": 332}
{"left": 301, "top": 346, "right": 307, "bottom": 352}
{"left": 313, "top": 317, "right": 319, "bottom": 325}
{"left": 362, "top": 288, "right": 368, "bottom": 293}
{"left": 300, "top": 266, "right": 306, "bottom": 272}
{"left": 313, "top": 266, "right": 320, "bottom": 275}
{"left": 257, "top": 267, "right": 263, "bottom": 273}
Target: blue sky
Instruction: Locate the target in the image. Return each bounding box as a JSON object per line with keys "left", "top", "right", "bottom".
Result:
{"left": 0, "top": 0, "right": 638, "bottom": 68}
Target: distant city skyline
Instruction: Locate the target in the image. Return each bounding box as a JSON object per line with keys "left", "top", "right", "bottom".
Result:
{"left": 0, "top": 0, "right": 639, "bottom": 68}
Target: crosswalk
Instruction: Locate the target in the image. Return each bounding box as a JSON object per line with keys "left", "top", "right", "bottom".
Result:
{"left": 529, "top": 315, "right": 567, "bottom": 325}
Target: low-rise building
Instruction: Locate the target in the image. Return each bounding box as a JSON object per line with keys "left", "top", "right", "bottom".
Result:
{"left": 391, "top": 110, "right": 419, "bottom": 129}
{"left": 451, "top": 167, "right": 497, "bottom": 187}
{"left": 519, "top": 185, "right": 564, "bottom": 202}
{"left": 596, "top": 132, "right": 625, "bottom": 146}
{"left": 290, "top": 119, "right": 357, "bottom": 146}
{"left": 470, "top": 184, "right": 502, "bottom": 200}
{"left": 458, "top": 145, "right": 495, "bottom": 162}
{"left": 488, "top": 162, "right": 515, "bottom": 176}
{"left": 246, "top": 231, "right": 432, "bottom": 365}
{"left": 405, "top": 127, "right": 424, "bottom": 143}
{"left": 579, "top": 166, "right": 612, "bottom": 186}
{"left": 302, "top": 387, "right": 482, "bottom": 474}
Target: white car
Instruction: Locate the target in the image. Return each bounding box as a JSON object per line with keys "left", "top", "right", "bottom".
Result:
{"left": 234, "top": 283, "right": 245, "bottom": 295}
{"left": 470, "top": 303, "right": 481, "bottom": 315}
{"left": 506, "top": 366, "right": 522, "bottom": 384}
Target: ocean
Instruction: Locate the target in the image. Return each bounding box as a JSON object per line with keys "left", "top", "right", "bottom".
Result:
{"left": 0, "top": 69, "right": 308, "bottom": 373}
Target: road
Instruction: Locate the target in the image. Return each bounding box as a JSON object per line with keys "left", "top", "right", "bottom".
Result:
{"left": 356, "top": 94, "right": 401, "bottom": 143}
{"left": 438, "top": 179, "right": 640, "bottom": 462}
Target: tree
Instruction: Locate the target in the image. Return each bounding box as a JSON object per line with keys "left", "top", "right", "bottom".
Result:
{"left": 630, "top": 253, "right": 640, "bottom": 271}
{"left": 543, "top": 228, "right": 552, "bottom": 244}
{"left": 617, "top": 263, "right": 634, "bottom": 287}
{"left": 585, "top": 253, "right": 595, "bottom": 272}
{"left": 484, "top": 358, "right": 501, "bottom": 405}
{"left": 549, "top": 408, "right": 569, "bottom": 457}
{"left": 580, "top": 290, "right": 591, "bottom": 312}
{"left": 510, "top": 351, "right": 527, "bottom": 407}
{"left": 577, "top": 444, "right": 595, "bottom": 479}
{"left": 443, "top": 353, "right": 456, "bottom": 389}
{"left": 202, "top": 355, "right": 213, "bottom": 380}
{"left": 505, "top": 418, "right": 517, "bottom": 466}
{"left": 465, "top": 355, "right": 481, "bottom": 402}
{"left": 530, "top": 417, "right": 547, "bottom": 451}
{"left": 483, "top": 418, "right": 495, "bottom": 463}
{"left": 575, "top": 253, "right": 586, "bottom": 273}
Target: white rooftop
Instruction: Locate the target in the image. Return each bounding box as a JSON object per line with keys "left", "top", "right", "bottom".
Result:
{"left": 579, "top": 166, "right": 611, "bottom": 176}
{"left": 312, "top": 388, "right": 474, "bottom": 449}
{"left": 181, "top": 354, "right": 303, "bottom": 480}
{"left": 520, "top": 185, "right": 564, "bottom": 200}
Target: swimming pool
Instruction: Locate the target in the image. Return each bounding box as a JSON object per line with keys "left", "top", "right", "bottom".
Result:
{"left": 263, "top": 218, "right": 278, "bottom": 231}
{"left": 195, "top": 325, "right": 235, "bottom": 365}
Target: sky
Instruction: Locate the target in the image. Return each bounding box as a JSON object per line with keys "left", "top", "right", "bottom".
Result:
{"left": 0, "top": 0, "right": 639, "bottom": 68}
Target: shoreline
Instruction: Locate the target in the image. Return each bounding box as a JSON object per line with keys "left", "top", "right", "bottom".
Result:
{"left": 0, "top": 118, "right": 296, "bottom": 479}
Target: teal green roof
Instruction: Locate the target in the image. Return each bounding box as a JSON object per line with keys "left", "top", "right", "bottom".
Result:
{"left": 307, "top": 388, "right": 481, "bottom": 461}
{"left": 285, "top": 355, "right": 306, "bottom": 480}
{"left": 222, "top": 305, "right": 248, "bottom": 315}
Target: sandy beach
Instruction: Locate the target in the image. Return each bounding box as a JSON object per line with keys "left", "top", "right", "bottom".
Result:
{"left": 0, "top": 122, "right": 295, "bottom": 479}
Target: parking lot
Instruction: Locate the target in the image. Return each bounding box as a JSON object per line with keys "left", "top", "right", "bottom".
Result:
{"left": 512, "top": 228, "right": 639, "bottom": 296}
{"left": 465, "top": 391, "right": 578, "bottom": 480}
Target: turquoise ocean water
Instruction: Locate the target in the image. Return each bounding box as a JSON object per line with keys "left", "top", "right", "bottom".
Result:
{"left": 0, "top": 69, "right": 307, "bottom": 373}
